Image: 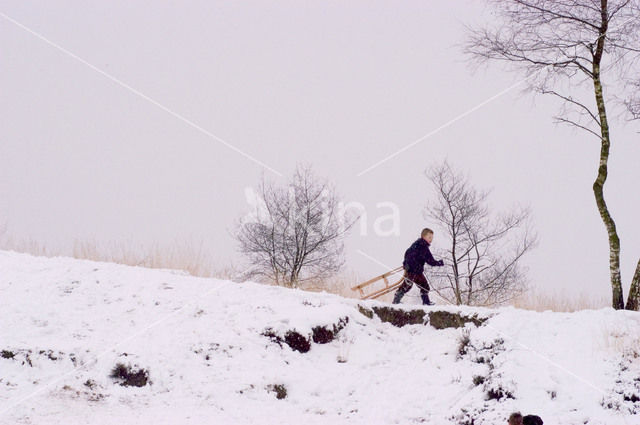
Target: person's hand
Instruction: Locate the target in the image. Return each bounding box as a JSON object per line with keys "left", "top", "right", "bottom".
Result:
{"left": 437, "top": 259, "right": 444, "bottom": 267}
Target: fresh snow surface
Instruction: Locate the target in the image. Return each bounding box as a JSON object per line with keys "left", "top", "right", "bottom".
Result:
{"left": 1, "top": 250, "right": 639, "bottom": 425}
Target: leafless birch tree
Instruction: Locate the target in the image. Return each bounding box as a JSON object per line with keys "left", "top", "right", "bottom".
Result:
{"left": 425, "top": 162, "right": 537, "bottom": 306}
{"left": 466, "top": 0, "right": 640, "bottom": 310}
{"left": 235, "top": 165, "right": 357, "bottom": 288}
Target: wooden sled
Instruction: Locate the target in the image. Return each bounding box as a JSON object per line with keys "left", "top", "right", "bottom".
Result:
{"left": 352, "top": 266, "right": 406, "bottom": 300}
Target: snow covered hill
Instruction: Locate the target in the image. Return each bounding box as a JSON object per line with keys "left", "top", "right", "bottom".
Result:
{"left": 1, "top": 250, "right": 639, "bottom": 425}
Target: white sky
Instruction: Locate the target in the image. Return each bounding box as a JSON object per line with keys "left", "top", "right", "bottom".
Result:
{"left": 1, "top": 0, "right": 638, "bottom": 300}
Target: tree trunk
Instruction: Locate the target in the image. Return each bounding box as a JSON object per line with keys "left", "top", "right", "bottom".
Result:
{"left": 450, "top": 273, "right": 462, "bottom": 305}
{"left": 625, "top": 259, "right": 640, "bottom": 311}
{"left": 592, "top": 61, "right": 624, "bottom": 309}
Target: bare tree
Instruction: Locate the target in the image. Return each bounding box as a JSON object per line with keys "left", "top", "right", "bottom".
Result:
{"left": 425, "top": 162, "right": 537, "bottom": 306}
{"left": 235, "top": 165, "right": 357, "bottom": 288}
{"left": 466, "top": 0, "right": 640, "bottom": 310}
{"left": 626, "top": 80, "right": 640, "bottom": 119}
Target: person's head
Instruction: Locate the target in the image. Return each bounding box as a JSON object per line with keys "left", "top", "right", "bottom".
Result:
{"left": 508, "top": 412, "right": 524, "bottom": 425}
{"left": 421, "top": 228, "right": 434, "bottom": 243}
{"left": 523, "top": 415, "right": 543, "bottom": 425}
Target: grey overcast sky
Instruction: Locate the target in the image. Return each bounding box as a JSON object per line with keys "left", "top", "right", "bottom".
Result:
{"left": 1, "top": 1, "right": 638, "bottom": 299}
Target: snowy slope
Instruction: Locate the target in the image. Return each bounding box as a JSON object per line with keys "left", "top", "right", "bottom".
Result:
{"left": 1, "top": 250, "right": 639, "bottom": 425}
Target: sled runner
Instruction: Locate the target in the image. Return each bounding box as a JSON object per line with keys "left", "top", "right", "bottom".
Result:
{"left": 351, "top": 266, "right": 405, "bottom": 300}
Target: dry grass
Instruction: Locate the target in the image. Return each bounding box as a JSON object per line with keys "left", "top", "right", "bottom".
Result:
{"left": 0, "top": 230, "right": 239, "bottom": 281}
{"left": 599, "top": 321, "right": 640, "bottom": 355}
{"left": 512, "top": 286, "right": 609, "bottom": 312}
{"left": 298, "top": 271, "right": 364, "bottom": 299}
{"left": 0, "top": 227, "right": 362, "bottom": 293}
{"left": 71, "top": 239, "right": 236, "bottom": 278}
{"left": 0, "top": 223, "right": 60, "bottom": 258}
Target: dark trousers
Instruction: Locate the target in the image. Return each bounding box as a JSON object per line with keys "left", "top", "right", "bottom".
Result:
{"left": 393, "top": 271, "right": 431, "bottom": 304}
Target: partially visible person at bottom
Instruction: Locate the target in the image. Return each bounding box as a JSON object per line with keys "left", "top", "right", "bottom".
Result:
{"left": 523, "top": 414, "right": 543, "bottom": 425}
{"left": 392, "top": 228, "right": 444, "bottom": 305}
{"left": 508, "top": 412, "right": 523, "bottom": 425}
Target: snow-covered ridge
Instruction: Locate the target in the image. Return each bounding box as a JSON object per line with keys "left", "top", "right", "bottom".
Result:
{"left": 0, "top": 250, "right": 639, "bottom": 425}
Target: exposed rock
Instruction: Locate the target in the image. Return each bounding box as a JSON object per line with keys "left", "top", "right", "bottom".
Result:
{"left": 283, "top": 330, "right": 311, "bottom": 353}
{"left": 428, "top": 311, "right": 487, "bottom": 329}
{"left": 357, "top": 305, "right": 374, "bottom": 319}
{"left": 312, "top": 317, "right": 349, "bottom": 344}
{"left": 371, "top": 306, "right": 427, "bottom": 327}
{"left": 267, "top": 384, "right": 288, "bottom": 400}
{"left": 109, "top": 363, "right": 150, "bottom": 387}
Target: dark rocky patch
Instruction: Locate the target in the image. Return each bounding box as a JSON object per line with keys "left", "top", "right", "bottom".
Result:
{"left": 284, "top": 331, "right": 311, "bottom": 353}
{"left": 312, "top": 317, "right": 349, "bottom": 344}
{"left": 38, "top": 349, "right": 64, "bottom": 361}
{"left": 624, "top": 393, "right": 640, "bottom": 403}
{"left": 267, "top": 383, "right": 287, "bottom": 400}
{"left": 428, "top": 311, "right": 487, "bottom": 329}
{"left": 262, "top": 328, "right": 312, "bottom": 353}
{"left": 357, "top": 305, "right": 374, "bottom": 319}
{"left": 109, "top": 363, "right": 150, "bottom": 387}
{"left": 472, "top": 375, "right": 486, "bottom": 386}
{"left": 1, "top": 348, "right": 76, "bottom": 367}
{"left": 371, "top": 306, "right": 427, "bottom": 327}
{"left": 486, "top": 385, "right": 514, "bottom": 401}
{"left": 261, "top": 328, "right": 284, "bottom": 348}
{"left": 263, "top": 316, "right": 350, "bottom": 353}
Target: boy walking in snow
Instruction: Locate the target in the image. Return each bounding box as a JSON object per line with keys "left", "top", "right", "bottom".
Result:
{"left": 392, "top": 228, "right": 444, "bottom": 305}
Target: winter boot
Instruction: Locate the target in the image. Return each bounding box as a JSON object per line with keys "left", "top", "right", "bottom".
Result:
{"left": 392, "top": 289, "right": 405, "bottom": 304}
{"left": 421, "top": 292, "right": 435, "bottom": 306}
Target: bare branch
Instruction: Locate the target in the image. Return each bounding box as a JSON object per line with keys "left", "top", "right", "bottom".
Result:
{"left": 555, "top": 116, "right": 605, "bottom": 139}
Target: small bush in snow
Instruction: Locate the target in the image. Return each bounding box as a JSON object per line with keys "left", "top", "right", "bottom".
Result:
{"left": 337, "top": 331, "right": 354, "bottom": 363}
{"left": 284, "top": 331, "right": 311, "bottom": 353}
{"left": 468, "top": 338, "right": 505, "bottom": 365}
{"left": 262, "top": 328, "right": 312, "bottom": 353}
{"left": 485, "top": 385, "right": 514, "bottom": 401}
{"left": 109, "top": 363, "right": 150, "bottom": 387}
{"left": 312, "top": 326, "right": 337, "bottom": 344}
{"left": 38, "top": 349, "right": 63, "bottom": 361}
{"left": 62, "top": 379, "right": 109, "bottom": 402}
{"left": 457, "top": 328, "right": 471, "bottom": 358}
{"left": 472, "top": 375, "right": 486, "bottom": 386}
{"left": 450, "top": 405, "right": 488, "bottom": 425}
{"left": 267, "top": 384, "right": 287, "bottom": 400}
{"left": 483, "top": 371, "right": 516, "bottom": 401}
{"left": 602, "top": 350, "right": 640, "bottom": 413}
{"left": 261, "top": 328, "right": 284, "bottom": 347}
{"left": 0, "top": 349, "right": 33, "bottom": 367}
{"left": 312, "top": 317, "right": 349, "bottom": 344}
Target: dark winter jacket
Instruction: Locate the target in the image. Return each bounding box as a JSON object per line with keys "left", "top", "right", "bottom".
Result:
{"left": 403, "top": 238, "right": 442, "bottom": 273}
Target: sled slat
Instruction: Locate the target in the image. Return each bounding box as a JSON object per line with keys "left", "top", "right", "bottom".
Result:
{"left": 352, "top": 266, "right": 405, "bottom": 300}
{"left": 351, "top": 266, "right": 403, "bottom": 291}
{"left": 362, "top": 277, "right": 405, "bottom": 300}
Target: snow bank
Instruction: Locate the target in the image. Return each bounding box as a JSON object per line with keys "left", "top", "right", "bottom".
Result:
{"left": 1, "top": 250, "right": 638, "bottom": 424}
